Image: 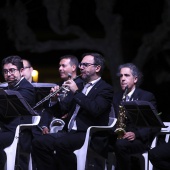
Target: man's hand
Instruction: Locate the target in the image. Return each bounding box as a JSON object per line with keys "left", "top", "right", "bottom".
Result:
{"left": 123, "top": 132, "right": 136, "bottom": 141}
{"left": 63, "top": 79, "right": 78, "bottom": 93}
{"left": 42, "top": 127, "right": 49, "bottom": 135}
{"left": 50, "top": 85, "right": 60, "bottom": 101}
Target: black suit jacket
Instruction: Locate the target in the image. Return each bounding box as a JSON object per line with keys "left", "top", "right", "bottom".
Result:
{"left": 0, "top": 78, "right": 35, "bottom": 133}
{"left": 70, "top": 79, "right": 114, "bottom": 131}
{"left": 39, "top": 77, "right": 85, "bottom": 128}
{"left": 113, "top": 88, "right": 160, "bottom": 145}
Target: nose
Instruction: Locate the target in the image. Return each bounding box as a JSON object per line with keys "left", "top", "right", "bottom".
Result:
{"left": 59, "top": 66, "right": 62, "bottom": 71}
{"left": 121, "top": 75, "right": 126, "bottom": 80}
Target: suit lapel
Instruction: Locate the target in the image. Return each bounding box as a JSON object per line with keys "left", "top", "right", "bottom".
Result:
{"left": 87, "top": 79, "right": 102, "bottom": 97}
{"left": 130, "top": 89, "right": 139, "bottom": 101}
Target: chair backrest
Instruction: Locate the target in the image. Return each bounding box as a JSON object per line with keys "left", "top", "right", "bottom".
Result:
{"left": 109, "top": 105, "right": 115, "bottom": 119}
{"left": 74, "top": 118, "right": 117, "bottom": 170}
{"left": 4, "top": 115, "right": 41, "bottom": 170}
{"left": 150, "top": 122, "right": 170, "bottom": 149}
{"left": 109, "top": 117, "right": 117, "bottom": 126}
{"left": 160, "top": 122, "right": 170, "bottom": 142}
{"left": 148, "top": 122, "right": 170, "bottom": 170}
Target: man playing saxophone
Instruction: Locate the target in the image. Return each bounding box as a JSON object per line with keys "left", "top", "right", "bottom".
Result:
{"left": 111, "top": 63, "right": 160, "bottom": 170}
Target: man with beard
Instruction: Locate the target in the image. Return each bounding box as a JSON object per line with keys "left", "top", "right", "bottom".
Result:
{"left": 31, "top": 52, "right": 114, "bottom": 170}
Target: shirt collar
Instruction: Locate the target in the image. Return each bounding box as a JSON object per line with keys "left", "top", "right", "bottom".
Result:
{"left": 127, "top": 87, "right": 135, "bottom": 98}
{"left": 88, "top": 77, "right": 101, "bottom": 86}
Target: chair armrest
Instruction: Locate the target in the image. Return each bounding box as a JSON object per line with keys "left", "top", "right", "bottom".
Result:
{"left": 74, "top": 118, "right": 117, "bottom": 155}
{"left": 19, "top": 115, "right": 41, "bottom": 127}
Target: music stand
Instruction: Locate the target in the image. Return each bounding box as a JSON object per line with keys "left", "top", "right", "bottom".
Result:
{"left": 0, "top": 88, "right": 37, "bottom": 118}
{"left": 32, "top": 83, "right": 56, "bottom": 101}
{"left": 32, "top": 83, "right": 57, "bottom": 109}
{"left": 122, "top": 100, "right": 165, "bottom": 128}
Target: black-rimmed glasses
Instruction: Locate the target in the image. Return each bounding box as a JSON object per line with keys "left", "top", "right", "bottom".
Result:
{"left": 3, "top": 68, "right": 18, "bottom": 75}
{"left": 79, "top": 63, "right": 97, "bottom": 68}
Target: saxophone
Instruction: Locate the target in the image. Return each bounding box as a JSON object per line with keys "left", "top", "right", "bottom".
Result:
{"left": 114, "top": 86, "right": 128, "bottom": 139}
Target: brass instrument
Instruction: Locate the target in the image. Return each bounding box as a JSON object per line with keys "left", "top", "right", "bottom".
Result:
{"left": 33, "top": 85, "right": 70, "bottom": 109}
{"left": 49, "top": 118, "right": 65, "bottom": 133}
{"left": 33, "top": 74, "right": 82, "bottom": 109}
{"left": 114, "top": 105, "right": 127, "bottom": 139}
{"left": 33, "top": 73, "right": 72, "bottom": 109}
{"left": 114, "top": 86, "right": 128, "bottom": 139}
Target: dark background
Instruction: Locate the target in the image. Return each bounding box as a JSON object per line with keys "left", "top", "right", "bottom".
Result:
{"left": 0, "top": 0, "right": 169, "bottom": 121}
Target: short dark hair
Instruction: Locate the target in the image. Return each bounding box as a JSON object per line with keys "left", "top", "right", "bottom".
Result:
{"left": 60, "top": 55, "right": 79, "bottom": 69}
{"left": 81, "top": 52, "right": 105, "bottom": 75}
{"left": 22, "top": 59, "right": 32, "bottom": 67}
{"left": 2, "top": 55, "right": 23, "bottom": 70}
{"left": 117, "top": 63, "right": 143, "bottom": 87}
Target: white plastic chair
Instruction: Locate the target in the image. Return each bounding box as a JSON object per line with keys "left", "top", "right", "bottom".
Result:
{"left": 131, "top": 122, "right": 170, "bottom": 170}
{"left": 4, "top": 115, "right": 41, "bottom": 170}
{"left": 148, "top": 122, "right": 170, "bottom": 170}
{"left": 73, "top": 118, "right": 117, "bottom": 170}
{"left": 131, "top": 135, "right": 157, "bottom": 170}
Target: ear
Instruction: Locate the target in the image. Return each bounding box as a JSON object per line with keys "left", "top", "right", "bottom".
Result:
{"left": 20, "top": 68, "right": 24, "bottom": 73}
{"left": 134, "top": 76, "right": 138, "bottom": 84}
{"left": 20, "top": 68, "right": 24, "bottom": 76}
{"left": 30, "top": 67, "right": 33, "bottom": 72}
{"left": 95, "top": 65, "right": 101, "bottom": 73}
{"left": 72, "top": 65, "right": 76, "bottom": 72}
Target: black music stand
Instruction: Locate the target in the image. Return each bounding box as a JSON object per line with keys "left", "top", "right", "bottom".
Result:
{"left": 0, "top": 88, "right": 37, "bottom": 118}
{"left": 122, "top": 100, "right": 165, "bottom": 128}
{"left": 32, "top": 83, "right": 57, "bottom": 109}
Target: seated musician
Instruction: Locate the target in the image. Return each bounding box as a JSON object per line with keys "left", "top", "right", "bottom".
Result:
{"left": 0, "top": 55, "right": 35, "bottom": 169}
{"left": 35, "top": 55, "right": 84, "bottom": 134}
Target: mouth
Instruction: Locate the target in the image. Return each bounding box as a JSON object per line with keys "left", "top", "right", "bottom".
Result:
{"left": 81, "top": 73, "right": 86, "bottom": 77}
{"left": 121, "top": 84, "right": 127, "bottom": 86}
{"left": 121, "top": 84, "right": 128, "bottom": 89}
{"left": 7, "top": 77, "right": 15, "bottom": 81}
{"left": 60, "top": 73, "right": 65, "bottom": 77}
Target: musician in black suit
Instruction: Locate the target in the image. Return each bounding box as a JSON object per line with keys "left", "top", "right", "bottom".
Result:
{"left": 111, "top": 63, "right": 160, "bottom": 170}
{"left": 37, "top": 55, "right": 84, "bottom": 135}
{"left": 31, "top": 52, "right": 114, "bottom": 170}
{"left": 0, "top": 55, "right": 35, "bottom": 169}
{"left": 148, "top": 140, "right": 170, "bottom": 170}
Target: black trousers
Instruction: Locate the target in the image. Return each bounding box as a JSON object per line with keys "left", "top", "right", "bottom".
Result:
{"left": 112, "top": 138, "right": 148, "bottom": 170}
{"left": 32, "top": 130, "right": 86, "bottom": 170}
{"left": 149, "top": 141, "right": 170, "bottom": 170}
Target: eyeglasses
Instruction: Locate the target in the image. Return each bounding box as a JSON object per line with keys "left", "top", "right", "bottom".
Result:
{"left": 23, "top": 66, "right": 31, "bottom": 69}
{"left": 79, "top": 63, "right": 97, "bottom": 68}
{"left": 3, "top": 68, "right": 18, "bottom": 75}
